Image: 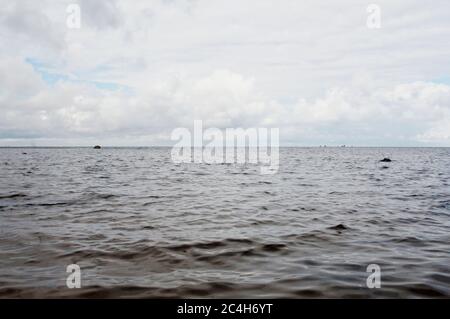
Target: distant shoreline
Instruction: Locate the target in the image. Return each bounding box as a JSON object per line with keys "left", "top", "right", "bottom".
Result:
{"left": 0, "top": 146, "right": 449, "bottom": 149}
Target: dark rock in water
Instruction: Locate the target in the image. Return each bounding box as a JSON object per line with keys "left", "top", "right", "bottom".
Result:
{"left": 22, "top": 152, "right": 27, "bottom": 155}
{"left": 93, "top": 145, "right": 101, "bottom": 149}
{"left": 328, "top": 224, "right": 348, "bottom": 230}
{"left": 380, "top": 158, "right": 392, "bottom": 162}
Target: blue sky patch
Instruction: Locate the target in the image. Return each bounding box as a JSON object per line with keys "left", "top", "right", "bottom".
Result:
{"left": 25, "top": 57, "right": 133, "bottom": 94}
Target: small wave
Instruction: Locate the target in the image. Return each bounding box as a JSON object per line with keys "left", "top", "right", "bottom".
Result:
{"left": 0, "top": 193, "right": 27, "bottom": 199}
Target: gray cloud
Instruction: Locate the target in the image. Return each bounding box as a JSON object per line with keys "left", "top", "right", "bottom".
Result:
{"left": 78, "top": 0, "right": 123, "bottom": 29}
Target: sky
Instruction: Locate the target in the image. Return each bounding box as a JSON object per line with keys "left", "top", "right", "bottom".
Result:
{"left": 1, "top": 0, "right": 450, "bottom": 146}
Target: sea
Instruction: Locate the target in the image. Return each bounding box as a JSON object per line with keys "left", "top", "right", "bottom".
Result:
{"left": 0, "top": 147, "right": 449, "bottom": 298}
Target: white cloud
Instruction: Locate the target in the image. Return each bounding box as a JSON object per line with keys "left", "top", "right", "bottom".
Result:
{"left": 0, "top": 0, "right": 450, "bottom": 146}
{"left": 418, "top": 119, "right": 450, "bottom": 143}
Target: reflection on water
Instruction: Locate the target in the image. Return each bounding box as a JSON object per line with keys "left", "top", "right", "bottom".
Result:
{"left": 0, "top": 147, "right": 449, "bottom": 298}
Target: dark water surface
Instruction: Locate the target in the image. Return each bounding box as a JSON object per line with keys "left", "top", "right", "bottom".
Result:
{"left": 0, "top": 147, "right": 449, "bottom": 298}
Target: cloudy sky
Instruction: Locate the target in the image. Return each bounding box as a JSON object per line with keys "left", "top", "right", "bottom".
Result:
{"left": 1, "top": 0, "right": 450, "bottom": 146}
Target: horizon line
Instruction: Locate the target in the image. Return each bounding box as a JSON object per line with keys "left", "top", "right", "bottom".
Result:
{"left": 1, "top": 145, "right": 449, "bottom": 148}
